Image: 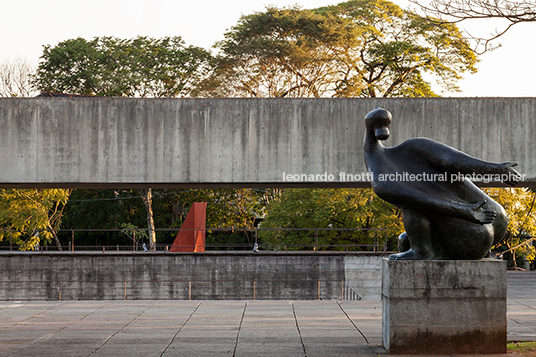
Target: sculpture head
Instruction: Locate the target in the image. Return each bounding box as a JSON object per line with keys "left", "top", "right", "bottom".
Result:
{"left": 365, "top": 107, "right": 392, "bottom": 141}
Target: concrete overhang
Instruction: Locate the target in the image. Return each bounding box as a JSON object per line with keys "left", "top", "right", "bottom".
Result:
{"left": 1, "top": 97, "right": 534, "bottom": 188}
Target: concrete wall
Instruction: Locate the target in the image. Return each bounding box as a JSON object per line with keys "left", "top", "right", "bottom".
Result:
{"left": 0, "top": 252, "right": 387, "bottom": 301}
{"left": 344, "top": 255, "right": 384, "bottom": 300}
{"left": 382, "top": 259, "right": 507, "bottom": 354}
{"left": 0, "top": 97, "right": 534, "bottom": 187}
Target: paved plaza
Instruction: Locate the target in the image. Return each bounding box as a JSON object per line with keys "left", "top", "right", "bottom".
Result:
{"left": 0, "top": 271, "right": 534, "bottom": 357}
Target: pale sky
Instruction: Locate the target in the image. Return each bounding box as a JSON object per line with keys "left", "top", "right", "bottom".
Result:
{"left": 1, "top": 0, "right": 534, "bottom": 97}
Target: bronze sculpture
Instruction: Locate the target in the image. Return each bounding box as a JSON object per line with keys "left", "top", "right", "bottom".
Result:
{"left": 363, "top": 107, "right": 522, "bottom": 260}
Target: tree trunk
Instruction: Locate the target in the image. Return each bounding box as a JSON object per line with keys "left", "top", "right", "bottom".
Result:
{"left": 138, "top": 188, "right": 156, "bottom": 251}
{"left": 49, "top": 225, "right": 63, "bottom": 251}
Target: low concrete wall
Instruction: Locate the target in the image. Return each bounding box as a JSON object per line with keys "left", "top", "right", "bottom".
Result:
{"left": 0, "top": 252, "right": 387, "bottom": 301}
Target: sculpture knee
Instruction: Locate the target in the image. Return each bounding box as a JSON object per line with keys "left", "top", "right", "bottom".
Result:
{"left": 398, "top": 232, "right": 410, "bottom": 252}
{"left": 403, "top": 208, "right": 431, "bottom": 238}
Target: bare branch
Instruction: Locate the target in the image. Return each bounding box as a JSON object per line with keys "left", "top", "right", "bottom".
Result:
{"left": 410, "top": 0, "right": 536, "bottom": 53}
{"left": 0, "top": 58, "right": 38, "bottom": 97}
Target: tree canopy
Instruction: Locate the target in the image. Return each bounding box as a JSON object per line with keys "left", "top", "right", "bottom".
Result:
{"left": 205, "top": 0, "right": 477, "bottom": 97}
{"left": 0, "top": 189, "right": 71, "bottom": 250}
{"left": 34, "top": 36, "right": 213, "bottom": 97}
{"left": 485, "top": 188, "right": 536, "bottom": 264}
{"left": 259, "top": 188, "right": 403, "bottom": 250}
{"left": 317, "top": 0, "right": 478, "bottom": 96}
{"left": 205, "top": 6, "right": 363, "bottom": 97}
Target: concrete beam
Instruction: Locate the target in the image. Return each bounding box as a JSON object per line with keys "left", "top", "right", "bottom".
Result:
{"left": 0, "top": 97, "right": 534, "bottom": 188}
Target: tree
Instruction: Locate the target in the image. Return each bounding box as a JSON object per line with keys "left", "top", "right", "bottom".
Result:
{"left": 206, "top": 1, "right": 477, "bottom": 98}
{"left": 0, "top": 189, "right": 72, "bottom": 250}
{"left": 0, "top": 58, "right": 37, "bottom": 97}
{"left": 34, "top": 36, "right": 214, "bottom": 250}
{"left": 35, "top": 36, "right": 214, "bottom": 97}
{"left": 409, "top": 0, "right": 536, "bottom": 53}
{"left": 316, "top": 0, "right": 478, "bottom": 96}
{"left": 485, "top": 187, "right": 536, "bottom": 266}
{"left": 259, "top": 188, "right": 403, "bottom": 250}
{"left": 204, "top": 6, "right": 364, "bottom": 97}
{"left": 138, "top": 188, "right": 156, "bottom": 250}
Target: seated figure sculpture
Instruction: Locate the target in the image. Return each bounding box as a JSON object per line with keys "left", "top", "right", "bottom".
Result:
{"left": 363, "top": 107, "right": 522, "bottom": 260}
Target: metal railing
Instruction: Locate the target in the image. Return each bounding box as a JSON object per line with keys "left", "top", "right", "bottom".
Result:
{"left": 341, "top": 281, "right": 362, "bottom": 300}
{"left": 0, "top": 227, "right": 391, "bottom": 253}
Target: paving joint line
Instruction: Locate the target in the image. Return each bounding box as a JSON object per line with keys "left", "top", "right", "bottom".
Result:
{"left": 291, "top": 301, "right": 308, "bottom": 357}
{"left": 232, "top": 301, "right": 248, "bottom": 357}
{"left": 160, "top": 301, "right": 202, "bottom": 357}
{"left": 335, "top": 299, "right": 381, "bottom": 355}
{"left": 88, "top": 301, "right": 157, "bottom": 356}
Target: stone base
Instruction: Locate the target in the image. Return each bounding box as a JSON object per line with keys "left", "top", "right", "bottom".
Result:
{"left": 382, "top": 259, "right": 507, "bottom": 354}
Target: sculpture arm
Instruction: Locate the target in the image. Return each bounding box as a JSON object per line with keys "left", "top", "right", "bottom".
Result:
{"left": 403, "top": 138, "right": 522, "bottom": 185}
{"left": 374, "top": 181, "right": 496, "bottom": 224}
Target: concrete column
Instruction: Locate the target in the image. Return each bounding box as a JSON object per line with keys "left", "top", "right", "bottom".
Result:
{"left": 382, "top": 259, "right": 507, "bottom": 354}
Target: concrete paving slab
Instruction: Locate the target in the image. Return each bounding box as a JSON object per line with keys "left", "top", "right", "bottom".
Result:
{"left": 0, "top": 272, "right": 534, "bottom": 356}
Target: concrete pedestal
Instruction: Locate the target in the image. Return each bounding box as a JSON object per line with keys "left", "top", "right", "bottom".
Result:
{"left": 382, "top": 259, "right": 507, "bottom": 354}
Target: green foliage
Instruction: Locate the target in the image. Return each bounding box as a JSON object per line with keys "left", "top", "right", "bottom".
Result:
{"left": 205, "top": 6, "right": 363, "bottom": 97}
{"left": 59, "top": 189, "right": 175, "bottom": 246}
{"left": 34, "top": 36, "right": 213, "bottom": 97}
{"left": 171, "top": 188, "right": 279, "bottom": 248}
{"left": 507, "top": 341, "right": 536, "bottom": 354}
{"left": 316, "top": 0, "right": 478, "bottom": 97}
{"left": 120, "top": 223, "right": 148, "bottom": 242}
{"left": 485, "top": 188, "right": 536, "bottom": 264}
{"left": 207, "top": 0, "right": 477, "bottom": 98}
{"left": 58, "top": 188, "right": 275, "bottom": 247}
{"left": 0, "top": 189, "right": 71, "bottom": 250}
{"left": 173, "top": 188, "right": 276, "bottom": 229}
{"left": 259, "top": 188, "right": 403, "bottom": 250}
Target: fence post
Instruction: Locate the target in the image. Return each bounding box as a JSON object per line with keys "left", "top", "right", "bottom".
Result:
{"left": 71, "top": 230, "right": 74, "bottom": 252}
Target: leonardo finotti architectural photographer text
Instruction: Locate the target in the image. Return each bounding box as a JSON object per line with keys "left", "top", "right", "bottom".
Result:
{"left": 282, "top": 171, "right": 525, "bottom": 183}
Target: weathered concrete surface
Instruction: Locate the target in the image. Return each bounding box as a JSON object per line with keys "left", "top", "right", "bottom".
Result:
{"left": 382, "top": 259, "right": 507, "bottom": 354}
{"left": 0, "top": 300, "right": 384, "bottom": 357}
{"left": 1, "top": 271, "right": 535, "bottom": 357}
{"left": 0, "top": 252, "right": 387, "bottom": 301}
{"left": 0, "top": 97, "right": 534, "bottom": 188}
{"left": 344, "top": 255, "right": 383, "bottom": 300}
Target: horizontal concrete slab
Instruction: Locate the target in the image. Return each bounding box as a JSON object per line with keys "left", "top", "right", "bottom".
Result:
{"left": 0, "top": 97, "right": 534, "bottom": 188}
{"left": 0, "top": 271, "right": 534, "bottom": 357}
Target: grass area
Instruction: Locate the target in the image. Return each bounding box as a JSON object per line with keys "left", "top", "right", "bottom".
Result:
{"left": 508, "top": 341, "right": 536, "bottom": 356}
